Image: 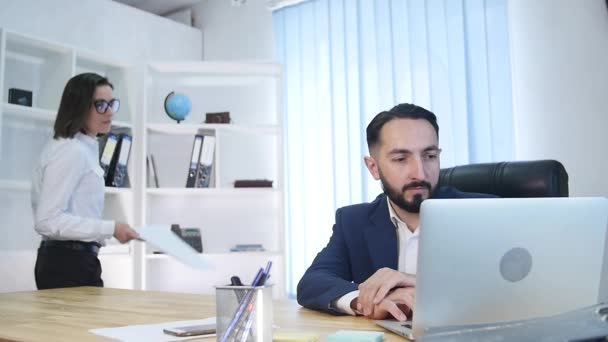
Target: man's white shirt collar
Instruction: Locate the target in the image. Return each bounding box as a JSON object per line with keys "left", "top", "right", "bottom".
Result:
{"left": 387, "top": 197, "right": 419, "bottom": 275}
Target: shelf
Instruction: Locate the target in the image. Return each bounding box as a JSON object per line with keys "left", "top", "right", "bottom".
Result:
{"left": 111, "top": 120, "right": 133, "bottom": 129}
{"left": 76, "top": 50, "right": 131, "bottom": 69}
{"left": 6, "top": 31, "right": 71, "bottom": 60}
{"left": 0, "top": 183, "right": 130, "bottom": 195}
{"left": 146, "top": 187, "right": 278, "bottom": 197}
{"left": 99, "top": 244, "right": 131, "bottom": 255}
{"left": 146, "top": 123, "right": 279, "bottom": 136}
{"left": 105, "top": 187, "right": 132, "bottom": 195}
{"left": 2, "top": 103, "right": 56, "bottom": 121}
{"left": 146, "top": 251, "right": 283, "bottom": 259}
{"left": 0, "top": 105, "right": 131, "bottom": 129}
{"left": 148, "top": 61, "right": 281, "bottom": 77}
{"left": 0, "top": 180, "right": 31, "bottom": 191}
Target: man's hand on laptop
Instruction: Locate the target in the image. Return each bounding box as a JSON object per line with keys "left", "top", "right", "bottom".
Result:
{"left": 357, "top": 268, "right": 416, "bottom": 317}
{"left": 351, "top": 287, "right": 414, "bottom": 321}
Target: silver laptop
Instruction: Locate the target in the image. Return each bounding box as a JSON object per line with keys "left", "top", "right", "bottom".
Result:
{"left": 376, "top": 197, "right": 608, "bottom": 340}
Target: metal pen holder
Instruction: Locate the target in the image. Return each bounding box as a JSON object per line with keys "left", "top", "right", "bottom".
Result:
{"left": 215, "top": 285, "right": 273, "bottom": 342}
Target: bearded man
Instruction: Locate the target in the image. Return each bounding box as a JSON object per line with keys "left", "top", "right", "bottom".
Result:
{"left": 296, "top": 103, "right": 495, "bottom": 321}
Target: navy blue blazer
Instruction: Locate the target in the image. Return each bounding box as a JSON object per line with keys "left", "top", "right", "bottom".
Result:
{"left": 296, "top": 186, "right": 496, "bottom": 315}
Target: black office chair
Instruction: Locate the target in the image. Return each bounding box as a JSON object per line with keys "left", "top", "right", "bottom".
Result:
{"left": 439, "top": 160, "right": 569, "bottom": 197}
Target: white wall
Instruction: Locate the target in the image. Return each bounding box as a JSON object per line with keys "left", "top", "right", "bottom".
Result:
{"left": 0, "top": 0, "right": 202, "bottom": 62}
{"left": 508, "top": 0, "right": 608, "bottom": 196}
{"left": 193, "top": 0, "right": 275, "bottom": 61}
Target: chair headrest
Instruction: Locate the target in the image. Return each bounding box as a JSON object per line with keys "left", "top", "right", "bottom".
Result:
{"left": 439, "top": 160, "right": 569, "bottom": 197}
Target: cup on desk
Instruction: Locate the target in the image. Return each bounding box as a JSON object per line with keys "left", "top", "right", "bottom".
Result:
{"left": 215, "top": 285, "right": 273, "bottom": 342}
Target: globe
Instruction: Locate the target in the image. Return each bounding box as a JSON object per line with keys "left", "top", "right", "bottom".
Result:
{"left": 164, "top": 91, "right": 191, "bottom": 123}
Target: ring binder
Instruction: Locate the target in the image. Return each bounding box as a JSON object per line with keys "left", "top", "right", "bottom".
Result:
{"left": 110, "top": 135, "right": 132, "bottom": 187}
{"left": 195, "top": 135, "right": 215, "bottom": 188}
{"left": 186, "top": 135, "right": 204, "bottom": 188}
{"left": 100, "top": 133, "right": 118, "bottom": 181}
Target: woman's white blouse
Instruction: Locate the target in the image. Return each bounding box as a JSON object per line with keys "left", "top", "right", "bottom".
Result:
{"left": 31, "top": 132, "right": 114, "bottom": 244}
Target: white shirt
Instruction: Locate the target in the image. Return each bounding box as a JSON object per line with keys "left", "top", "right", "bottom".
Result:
{"left": 332, "top": 197, "right": 419, "bottom": 315}
{"left": 31, "top": 132, "right": 114, "bottom": 245}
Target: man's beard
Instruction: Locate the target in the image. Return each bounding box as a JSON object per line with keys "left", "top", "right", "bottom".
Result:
{"left": 380, "top": 174, "right": 434, "bottom": 213}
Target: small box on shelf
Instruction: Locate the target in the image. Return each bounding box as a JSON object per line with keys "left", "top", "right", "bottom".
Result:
{"left": 234, "top": 179, "right": 273, "bottom": 188}
{"left": 204, "top": 111, "right": 231, "bottom": 124}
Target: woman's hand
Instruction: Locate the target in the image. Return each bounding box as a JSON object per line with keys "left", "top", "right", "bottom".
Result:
{"left": 113, "top": 223, "right": 140, "bottom": 243}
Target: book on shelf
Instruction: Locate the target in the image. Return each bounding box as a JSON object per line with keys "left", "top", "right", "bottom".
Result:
{"left": 230, "top": 244, "right": 266, "bottom": 253}
{"left": 185, "top": 134, "right": 216, "bottom": 188}
{"left": 147, "top": 154, "right": 160, "bottom": 188}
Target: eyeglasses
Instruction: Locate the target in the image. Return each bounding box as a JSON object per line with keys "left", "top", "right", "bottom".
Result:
{"left": 93, "top": 99, "right": 120, "bottom": 114}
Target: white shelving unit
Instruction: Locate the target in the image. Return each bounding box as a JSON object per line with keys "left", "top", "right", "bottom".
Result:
{"left": 2, "top": 103, "right": 56, "bottom": 121}
{"left": 0, "top": 28, "right": 286, "bottom": 298}
{"left": 0, "top": 28, "right": 136, "bottom": 292}
{"left": 138, "top": 61, "right": 285, "bottom": 298}
{"left": 0, "top": 179, "right": 31, "bottom": 192}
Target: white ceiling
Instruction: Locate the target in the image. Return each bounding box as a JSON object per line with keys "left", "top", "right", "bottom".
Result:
{"left": 112, "top": 0, "right": 202, "bottom": 15}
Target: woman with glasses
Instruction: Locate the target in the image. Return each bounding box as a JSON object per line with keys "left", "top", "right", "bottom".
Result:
{"left": 31, "top": 72, "right": 140, "bottom": 289}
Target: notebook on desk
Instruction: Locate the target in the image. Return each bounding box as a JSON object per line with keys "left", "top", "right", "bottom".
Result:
{"left": 376, "top": 197, "right": 608, "bottom": 340}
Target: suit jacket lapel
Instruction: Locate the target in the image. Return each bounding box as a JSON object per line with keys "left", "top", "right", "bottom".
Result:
{"left": 364, "top": 195, "right": 398, "bottom": 270}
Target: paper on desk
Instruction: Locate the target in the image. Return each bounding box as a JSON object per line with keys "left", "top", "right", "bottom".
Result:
{"left": 138, "top": 225, "right": 208, "bottom": 270}
{"left": 89, "top": 317, "right": 215, "bottom": 342}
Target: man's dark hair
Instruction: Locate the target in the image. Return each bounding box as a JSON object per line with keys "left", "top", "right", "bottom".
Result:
{"left": 53, "top": 73, "right": 114, "bottom": 139}
{"left": 366, "top": 103, "right": 439, "bottom": 151}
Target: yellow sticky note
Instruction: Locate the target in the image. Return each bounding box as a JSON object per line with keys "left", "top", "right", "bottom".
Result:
{"left": 273, "top": 332, "right": 320, "bottom": 342}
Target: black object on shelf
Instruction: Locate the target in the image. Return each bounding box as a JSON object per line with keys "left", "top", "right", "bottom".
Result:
{"left": 8, "top": 88, "right": 33, "bottom": 107}
{"left": 170, "top": 224, "right": 203, "bottom": 253}
{"left": 99, "top": 127, "right": 132, "bottom": 188}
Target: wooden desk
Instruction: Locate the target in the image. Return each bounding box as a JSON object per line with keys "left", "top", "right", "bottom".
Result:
{"left": 0, "top": 287, "right": 402, "bottom": 341}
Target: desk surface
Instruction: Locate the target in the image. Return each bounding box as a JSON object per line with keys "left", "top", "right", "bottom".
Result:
{"left": 0, "top": 287, "right": 403, "bottom": 341}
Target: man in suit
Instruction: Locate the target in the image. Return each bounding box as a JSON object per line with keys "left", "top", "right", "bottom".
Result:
{"left": 297, "top": 103, "right": 494, "bottom": 321}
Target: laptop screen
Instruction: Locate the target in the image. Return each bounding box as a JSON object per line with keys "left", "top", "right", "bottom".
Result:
{"left": 410, "top": 197, "right": 608, "bottom": 338}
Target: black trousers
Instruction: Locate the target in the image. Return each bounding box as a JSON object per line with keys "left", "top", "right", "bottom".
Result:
{"left": 34, "top": 242, "right": 104, "bottom": 290}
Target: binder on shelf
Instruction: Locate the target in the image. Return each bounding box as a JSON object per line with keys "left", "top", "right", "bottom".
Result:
{"left": 186, "top": 135, "right": 204, "bottom": 188}
{"left": 107, "top": 134, "right": 132, "bottom": 188}
{"left": 99, "top": 126, "right": 133, "bottom": 188}
{"left": 100, "top": 133, "right": 119, "bottom": 181}
{"left": 195, "top": 135, "right": 215, "bottom": 188}
{"left": 98, "top": 125, "right": 131, "bottom": 157}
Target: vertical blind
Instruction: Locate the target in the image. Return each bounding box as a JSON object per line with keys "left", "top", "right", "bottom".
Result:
{"left": 273, "top": 0, "right": 514, "bottom": 297}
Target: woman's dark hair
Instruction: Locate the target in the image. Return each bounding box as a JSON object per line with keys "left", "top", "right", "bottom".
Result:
{"left": 366, "top": 103, "right": 439, "bottom": 151}
{"left": 53, "top": 73, "right": 113, "bottom": 139}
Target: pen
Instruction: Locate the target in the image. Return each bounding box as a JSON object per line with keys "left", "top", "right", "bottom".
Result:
{"left": 260, "top": 261, "right": 272, "bottom": 285}
{"left": 240, "top": 261, "right": 273, "bottom": 341}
